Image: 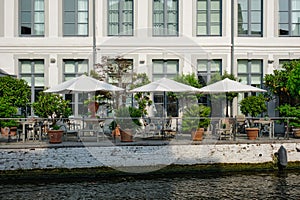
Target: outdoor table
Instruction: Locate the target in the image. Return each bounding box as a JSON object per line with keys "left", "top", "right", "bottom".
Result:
{"left": 19, "top": 120, "right": 42, "bottom": 142}
{"left": 253, "top": 119, "right": 274, "bottom": 139}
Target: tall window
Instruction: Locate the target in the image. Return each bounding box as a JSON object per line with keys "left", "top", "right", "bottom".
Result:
{"left": 19, "top": 60, "right": 45, "bottom": 116}
{"left": 279, "top": 0, "right": 300, "bottom": 36}
{"left": 197, "top": 59, "right": 222, "bottom": 106}
{"left": 152, "top": 60, "right": 179, "bottom": 117}
{"left": 63, "top": 0, "right": 89, "bottom": 36}
{"left": 197, "top": 0, "right": 222, "bottom": 36}
{"left": 237, "top": 60, "right": 263, "bottom": 89}
{"left": 153, "top": 0, "right": 178, "bottom": 36}
{"left": 108, "top": 0, "right": 133, "bottom": 36}
{"left": 63, "top": 59, "right": 88, "bottom": 116}
{"left": 237, "top": 0, "right": 262, "bottom": 36}
{"left": 19, "top": 0, "right": 44, "bottom": 36}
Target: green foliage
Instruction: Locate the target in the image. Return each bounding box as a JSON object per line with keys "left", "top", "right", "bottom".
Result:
{"left": 277, "top": 104, "right": 300, "bottom": 127}
{"left": 0, "top": 76, "right": 30, "bottom": 108}
{"left": 240, "top": 94, "right": 267, "bottom": 117}
{"left": 115, "top": 106, "right": 143, "bottom": 130}
{"left": 264, "top": 60, "right": 300, "bottom": 106}
{"left": 174, "top": 73, "right": 202, "bottom": 88}
{"left": 131, "top": 73, "right": 152, "bottom": 116}
{"left": 0, "top": 97, "right": 19, "bottom": 127}
{"left": 182, "top": 104, "right": 211, "bottom": 132}
{"left": 32, "top": 92, "right": 72, "bottom": 125}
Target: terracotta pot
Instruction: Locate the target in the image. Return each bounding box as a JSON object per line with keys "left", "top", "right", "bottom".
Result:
{"left": 88, "top": 101, "right": 100, "bottom": 118}
{"left": 48, "top": 130, "right": 64, "bottom": 144}
{"left": 246, "top": 128, "right": 259, "bottom": 140}
{"left": 191, "top": 128, "right": 204, "bottom": 141}
{"left": 120, "top": 129, "right": 133, "bottom": 142}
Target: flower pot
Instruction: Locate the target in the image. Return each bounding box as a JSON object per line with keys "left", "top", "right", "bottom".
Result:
{"left": 246, "top": 127, "right": 259, "bottom": 140}
{"left": 120, "top": 129, "right": 133, "bottom": 142}
{"left": 48, "top": 130, "right": 64, "bottom": 144}
{"left": 191, "top": 128, "right": 204, "bottom": 141}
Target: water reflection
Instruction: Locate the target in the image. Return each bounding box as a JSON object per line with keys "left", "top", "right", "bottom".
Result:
{"left": 0, "top": 171, "right": 300, "bottom": 200}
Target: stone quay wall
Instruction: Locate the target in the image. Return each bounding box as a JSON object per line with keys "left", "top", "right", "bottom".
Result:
{"left": 0, "top": 143, "right": 299, "bottom": 171}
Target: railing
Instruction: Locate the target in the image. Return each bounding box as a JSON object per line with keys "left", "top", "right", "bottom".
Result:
{"left": 0, "top": 116, "right": 298, "bottom": 143}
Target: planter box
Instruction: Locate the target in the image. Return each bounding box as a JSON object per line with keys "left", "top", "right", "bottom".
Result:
{"left": 191, "top": 128, "right": 204, "bottom": 141}
{"left": 48, "top": 130, "right": 64, "bottom": 144}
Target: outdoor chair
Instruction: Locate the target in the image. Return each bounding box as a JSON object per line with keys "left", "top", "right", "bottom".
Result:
{"left": 216, "top": 118, "right": 233, "bottom": 140}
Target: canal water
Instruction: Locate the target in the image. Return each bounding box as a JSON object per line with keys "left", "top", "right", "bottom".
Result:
{"left": 0, "top": 171, "right": 299, "bottom": 199}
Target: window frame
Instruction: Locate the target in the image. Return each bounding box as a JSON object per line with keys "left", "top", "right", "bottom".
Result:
{"left": 152, "top": 0, "right": 179, "bottom": 36}
{"left": 196, "top": 0, "right": 222, "bottom": 36}
{"left": 63, "top": 0, "right": 89, "bottom": 37}
{"left": 237, "top": 0, "right": 263, "bottom": 37}
{"left": 19, "top": 0, "right": 45, "bottom": 37}
{"left": 107, "top": 0, "right": 134, "bottom": 36}
{"left": 278, "top": 0, "right": 300, "bottom": 36}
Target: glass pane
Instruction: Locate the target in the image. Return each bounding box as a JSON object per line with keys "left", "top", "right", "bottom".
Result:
{"left": 197, "top": 25, "right": 207, "bottom": 35}
{"left": 198, "top": 12, "right": 207, "bottom": 22}
{"left": 251, "top": 23, "right": 261, "bottom": 35}
{"left": 292, "top": 0, "right": 300, "bottom": 10}
{"left": 109, "top": 0, "right": 119, "bottom": 9}
{"left": 239, "top": 75, "right": 248, "bottom": 84}
{"left": 251, "top": 0, "right": 261, "bottom": 10}
{"left": 211, "top": 0, "right": 220, "bottom": 10}
{"left": 167, "top": 0, "right": 177, "bottom": 10}
{"left": 78, "top": 12, "right": 88, "bottom": 23}
{"left": 64, "top": 0, "right": 75, "bottom": 11}
{"left": 34, "top": 24, "right": 44, "bottom": 35}
{"left": 238, "top": 0, "right": 248, "bottom": 10}
{"left": 292, "top": 11, "right": 300, "bottom": 23}
{"left": 251, "top": 11, "right": 261, "bottom": 23}
{"left": 197, "top": 0, "right": 206, "bottom": 9}
{"left": 279, "top": 12, "right": 289, "bottom": 23}
{"left": 279, "top": 24, "right": 289, "bottom": 35}
{"left": 167, "top": 11, "right": 177, "bottom": 23}
{"left": 153, "top": 12, "right": 164, "bottom": 23}
{"left": 109, "top": 23, "right": 119, "bottom": 35}
{"left": 34, "top": 62, "right": 44, "bottom": 73}
{"left": 22, "top": 76, "right": 32, "bottom": 86}
{"left": 241, "top": 11, "right": 248, "bottom": 23}
{"left": 21, "top": 12, "right": 31, "bottom": 23}
{"left": 64, "top": 12, "right": 76, "bottom": 23}
{"left": 166, "top": 61, "right": 178, "bottom": 73}
{"left": 211, "top": 60, "right": 221, "bottom": 72}
{"left": 109, "top": 11, "right": 119, "bottom": 22}
{"left": 122, "top": 11, "right": 132, "bottom": 22}
{"left": 211, "top": 12, "right": 220, "bottom": 23}
{"left": 238, "top": 60, "right": 248, "bottom": 73}
{"left": 78, "top": 0, "right": 88, "bottom": 11}
{"left": 21, "top": 24, "right": 32, "bottom": 34}
{"left": 21, "top": 61, "right": 32, "bottom": 73}
{"left": 167, "top": 24, "right": 177, "bottom": 35}
{"left": 78, "top": 61, "right": 88, "bottom": 73}
{"left": 34, "top": 12, "right": 44, "bottom": 23}
{"left": 211, "top": 24, "right": 220, "bottom": 35}
{"left": 154, "top": 0, "right": 164, "bottom": 10}
{"left": 64, "top": 24, "right": 76, "bottom": 35}
{"left": 22, "top": 0, "right": 32, "bottom": 10}
{"left": 251, "top": 60, "right": 261, "bottom": 73}
{"left": 279, "top": 0, "right": 288, "bottom": 11}
{"left": 78, "top": 24, "right": 88, "bottom": 35}
{"left": 124, "top": 0, "right": 133, "bottom": 9}
{"left": 153, "top": 61, "right": 164, "bottom": 73}
{"left": 35, "top": 76, "right": 44, "bottom": 87}
{"left": 292, "top": 23, "right": 300, "bottom": 35}
{"left": 251, "top": 76, "right": 261, "bottom": 85}
{"left": 198, "top": 60, "right": 208, "bottom": 71}
{"left": 65, "top": 62, "right": 75, "bottom": 73}
{"left": 35, "top": 0, "right": 44, "bottom": 10}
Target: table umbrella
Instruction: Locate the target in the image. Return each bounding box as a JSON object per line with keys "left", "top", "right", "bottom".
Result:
{"left": 44, "top": 74, "right": 124, "bottom": 94}
{"left": 198, "top": 78, "right": 267, "bottom": 116}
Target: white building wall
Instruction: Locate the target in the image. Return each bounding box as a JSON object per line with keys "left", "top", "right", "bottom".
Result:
{"left": 0, "top": 0, "right": 300, "bottom": 116}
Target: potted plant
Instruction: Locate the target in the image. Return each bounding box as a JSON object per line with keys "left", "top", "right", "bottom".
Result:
{"left": 182, "top": 104, "right": 211, "bottom": 141}
{"left": 240, "top": 94, "right": 267, "bottom": 140}
{"left": 115, "top": 106, "right": 142, "bottom": 142}
{"left": 33, "top": 92, "right": 72, "bottom": 143}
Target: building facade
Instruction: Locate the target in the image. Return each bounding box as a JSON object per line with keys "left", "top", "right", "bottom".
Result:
{"left": 0, "top": 0, "right": 299, "bottom": 117}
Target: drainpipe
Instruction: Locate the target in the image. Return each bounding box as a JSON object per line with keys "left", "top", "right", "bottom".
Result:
{"left": 92, "top": 0, "right": 96, "bottom": 75}
{"left": 231, "top": 0, "right": 234, "bottom": 73}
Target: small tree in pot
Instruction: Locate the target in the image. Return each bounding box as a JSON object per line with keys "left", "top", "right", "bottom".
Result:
{"left": 240, "top": 94, "right": 267, "bottom": 140}
{"left": 182, "top": 104, "right": 211, "bottom": 141}
{"left": 33, "top": 92, "right": 72, "bottom": 143}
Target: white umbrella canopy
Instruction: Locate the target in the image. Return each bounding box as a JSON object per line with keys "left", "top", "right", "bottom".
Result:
{"left": 198, "top": 78, "right": 267, "bottom": 93}
{"left": 44, "top": 75, "right": 124, "bottom": 94}
{"left": 129, "top": 77, "right": 202, "bottom": 93}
